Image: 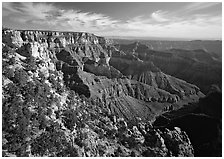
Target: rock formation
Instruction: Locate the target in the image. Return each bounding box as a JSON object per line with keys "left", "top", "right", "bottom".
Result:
{"left": 114, "top": 41, "right": 221, "bottom": 94}
{"left": 2, "top": 28, "right": 207, "bottom": 157}
{"left": 3, "top": 28, "right": 204, "bottom": 123}
{"left": 153, "top": 87, "right": 222, "bottom": 157}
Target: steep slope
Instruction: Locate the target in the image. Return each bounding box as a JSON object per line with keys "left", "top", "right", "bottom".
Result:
{"left": 114, "top": 41, "right": 221, "bottom": 94}
{"left": 153, "top": 87, "right": 222, "bottom": 157}
{"left": 2, "top": 28, "right": 196, "bottom": 157}
{"left": 114, "top": 39, "right": 222, "bottom": 58}
{"left": 110, "top": 50, "right": 202, "bottom": 99}
{"left": 2, "top": 28, "right": 203, "bottom": 124}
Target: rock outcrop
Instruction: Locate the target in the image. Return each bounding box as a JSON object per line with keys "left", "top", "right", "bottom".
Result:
{"left": 2, "top": 28, "right": 204, "bottom": 123}
{"left": 153, "top": 87, "right": 222, "bottom": 157}
{"left": 110, "top": 51, "right": 201, "bottom": 98}
{"left": 114, "top": 39, "right": 222, "bottom": 58}
{"left": 2, "top": 28, "right": 206, "bottom": 156}
{"left": 3, "top": 28, "right": 112, "bottom": 66}
{"left": 114, "top": 41, "right": 221, "bottom": 94}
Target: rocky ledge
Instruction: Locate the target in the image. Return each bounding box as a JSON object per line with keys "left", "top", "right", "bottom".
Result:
{"left": 2, "top": 28, "right": 202, "bottom": 156}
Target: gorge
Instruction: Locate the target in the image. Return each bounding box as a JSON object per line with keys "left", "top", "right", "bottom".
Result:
{"left": 2, "top": 28, "right": 221, "bottom": 157}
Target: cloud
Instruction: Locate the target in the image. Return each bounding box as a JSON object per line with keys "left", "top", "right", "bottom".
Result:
{"left": 151, "top": 10, "right": 169, "bottom": 22}
{"left": 2, "top": 2, "right": 58, "bottom": 25}
{"left": 2, "top": 2, "right": 222, "bottom": 39}
{"left": 117, "top": 12, "right": 221, "bottom": 39}
{"left": 182, "top": 2, "right": 221, "bottom": 12}
{"left": 2, "top": 2, "right": 119, "bottom": 32}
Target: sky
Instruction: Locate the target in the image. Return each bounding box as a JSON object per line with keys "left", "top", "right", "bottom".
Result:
{"left": 2, "top": 2, "right": 222, "bottom": 40}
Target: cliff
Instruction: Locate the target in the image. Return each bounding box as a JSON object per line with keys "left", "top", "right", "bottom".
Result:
{"left": 2, "top": 28, "right": 203, "bottom": 156}
{"left": 2, "top": 28, "right": 204, "bottom": 122}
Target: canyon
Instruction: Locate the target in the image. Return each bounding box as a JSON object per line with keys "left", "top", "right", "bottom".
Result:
{"left": 2, "top": 28, "right": 221, "bottom": 157}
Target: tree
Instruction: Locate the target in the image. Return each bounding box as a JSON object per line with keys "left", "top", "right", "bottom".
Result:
{"left": 14, "top": 68, "right": 29, "bottom": 86}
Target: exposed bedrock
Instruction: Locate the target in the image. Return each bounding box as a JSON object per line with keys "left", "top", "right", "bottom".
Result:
{"left": 2, "top": 28, "right": 203, "bottom": 123}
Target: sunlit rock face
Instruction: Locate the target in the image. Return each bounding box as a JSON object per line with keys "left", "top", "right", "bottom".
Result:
{"left": 3, "top": 29, "right": 113, "bottom": 66}
{"left": 3, "top": 28, "right": 213, "bottom": 157}
{"left": 2, "top": 29, "right": 24, "bottom": 47}
{"left": 2, "top": 28, "right": 203, "bottom": 123}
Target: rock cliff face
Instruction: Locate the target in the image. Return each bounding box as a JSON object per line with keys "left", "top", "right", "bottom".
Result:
{"left": 114, "top": 39, "right": 222, "bottom": 57}
{"left": 114, "top": 41, "right": 221, "bottom": 94}
{"left": 2, "top": 28, "right": 203, "bottom": 122}
{"left": 153, "top": 87, "right": 222, "bottom": 157}
{"left": 2, "top": 28, "right": 204, "bottom": 156}
{"left": 3, "top": 29, "right": 112, "bottom": 65}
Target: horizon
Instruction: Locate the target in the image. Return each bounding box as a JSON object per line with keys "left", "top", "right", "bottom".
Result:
{"left": 2, "top": 2, "right": 222, "bottom": 40}
{"left": 2, "top": 27, "right": 222, "bottom": 41}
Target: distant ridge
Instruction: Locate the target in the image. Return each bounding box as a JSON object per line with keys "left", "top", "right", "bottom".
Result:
{"left": 106, "top": 35, "right": 222, "bottom": 41}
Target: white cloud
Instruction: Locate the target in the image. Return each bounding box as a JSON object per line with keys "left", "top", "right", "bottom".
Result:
{"left": 2, "top": 2, "right": 222, "bottom": 40}
{"left": 2, "top": 2, "right": 119, "bottom": 32}
{"left": 115, "top": 12, "right": 221, "bottom": 39}
{"left": 182, "top": 2, "right": 220, "bottom": 13}
{"left": 151, "top": 10, "right": 169, "bottom": 22}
